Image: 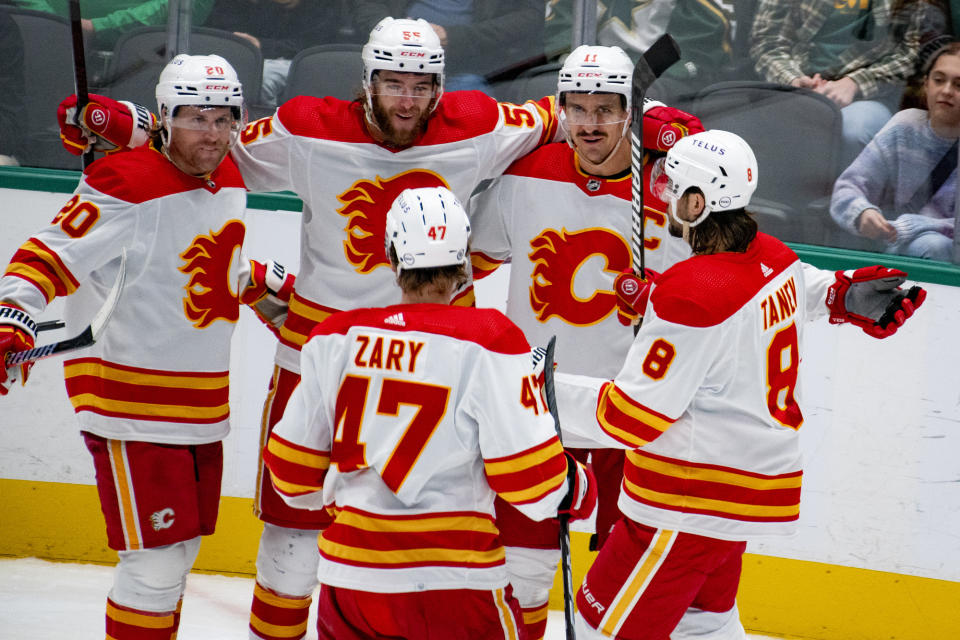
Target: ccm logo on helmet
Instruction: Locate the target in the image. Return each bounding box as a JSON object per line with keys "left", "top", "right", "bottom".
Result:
{"left": 577, "top": 72, "right": 603, "bottom": 77}
{"left": 400, "top": 51, "right": 426, "bottom": 57}
{"left": 204, "top": 84, "right": 231, "bottom": 91}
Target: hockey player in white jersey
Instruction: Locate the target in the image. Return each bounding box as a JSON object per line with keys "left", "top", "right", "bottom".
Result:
{"left": 0, "top": 55, "right": 294, "bottom": 640}
{"left": 548, "top": 130, "right": 926, "bottom": 639}
{"left": 55, "top": 18, "right": 705, "bottom": 637}
{"left": 263, "top": 186, "right": 597, "bottom": 639}
{"left": 468, "top": 44, "right": 702, "bottom": 639}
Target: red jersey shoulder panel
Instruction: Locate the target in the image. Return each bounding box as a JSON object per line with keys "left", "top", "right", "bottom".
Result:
{"left": 83, "top": 146, "right": 246, "bottom": 203}
{"left": 417, "top": 91, "right": 502, "bottom": 146}
{"left": 276, "top": 95, "right": 372, "bottom": 144}
{"left": 310, "top": 304, "right": 530, "bottom": 355}
{"left": 651, "top": 233, "right": 799, "bottom": 327}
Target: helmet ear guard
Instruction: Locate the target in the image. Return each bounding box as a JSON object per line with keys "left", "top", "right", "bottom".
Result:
{"left": 384, "top": 187, "right": 471, "bottom": 274}
{"left": 660, "top": 130, "right": 758, "bottom": 227}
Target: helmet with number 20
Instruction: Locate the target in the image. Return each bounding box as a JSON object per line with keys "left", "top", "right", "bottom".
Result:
{"left": 385, "top": 187, "right": 470, "bottom": 274}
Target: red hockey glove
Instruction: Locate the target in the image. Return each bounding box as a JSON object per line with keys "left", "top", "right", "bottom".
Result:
{"left": 240, "top": 260, "right": 296, "bottom": 339}
{"left": 558, "top": 451, "right": 598, "bottom": 521}
{"left": 826, "top": 266, "right": 926, "bottom": 339}
{"left": 0, "top": 304, "right": 38, "bottom": 395}
{"left": 614, "top": 268, "right": 659, "bottom": 326}
{"left": 642, "top": 102, "right": 704, "bottom": 152}
{"left": 57, "top": 93, "right": 155, "bottom": 156}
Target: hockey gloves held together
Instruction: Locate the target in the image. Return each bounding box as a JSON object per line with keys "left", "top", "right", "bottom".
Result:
{"left": 643, "top": 102, "right": 705, "bottom": 152}
{"left": 240, "top": 260, "right": 296, "bottom": 339}
{"left": 826, "top": 266, "right": 926, "bottom": 338}
{"left": 559, "top": 451, "right": 598, "bottom": 521}
{"left": 0, "top": 304, "right": 37, "bottom": 395}
{"left": 614, "top": 268, "right": 660, "bottom": 326}
{"left": 57, "top": 93, "right": 155, "bottom": 156}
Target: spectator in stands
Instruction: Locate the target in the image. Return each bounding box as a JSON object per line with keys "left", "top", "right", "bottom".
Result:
{"left": 751, "top": 0, "right": 931, "bottom": 167}
{"left": 354, "top": 0, "right": 544, "bottom": 95}
{"left": 0, "top": 7, "right": 25, "bottom": 164}
{"left": 206, "top": 0, "right": 348, "bottom": 109}
{"left": 543, "top": 0, "right": 734, "bottom": 101}
{"left": 830, "top": 41, "right": 960, "bottom": 262}
{"left": 12, "top": 0, "right": 215, "bottom": 49}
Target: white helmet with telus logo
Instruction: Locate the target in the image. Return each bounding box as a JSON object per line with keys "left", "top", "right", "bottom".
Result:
{"left": 362, "top": 17, "right": 445, "bottom": 111}
{"left": 657, "top": 129, "right": 758, "bottom": 227}
{"left": 384, "top": 187, "right": 470, "bottom": 273}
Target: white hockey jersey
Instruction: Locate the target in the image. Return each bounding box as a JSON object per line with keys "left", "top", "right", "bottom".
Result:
{"left": 554, "top": 233, "right": 836, "bottom": 540}
{"left": 264, "top": 303, "right": 570, "bottom": 593}
{"left": 0, "top": 145, "right": 251, "bottom": 444}
{"left": 469, "top": 141, "right": 690, "bottom": 382}
{"left": 232, "top": 93, "right": 560, "bottom": 372}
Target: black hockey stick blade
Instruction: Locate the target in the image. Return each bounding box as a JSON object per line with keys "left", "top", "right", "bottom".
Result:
{"left": 5, "top": 250, "right": 126, "bottom": 368}
{"left": 540, "top": 335, "right": 577, "bottom": 639}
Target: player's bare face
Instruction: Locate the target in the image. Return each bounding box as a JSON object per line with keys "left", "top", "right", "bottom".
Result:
{"left": 370, "top": 71, "right": 436, "bottom": 147}
{"left": 564, "top": 93, "right": 629, "bottom": 169}
{"left": 925, "top": 53, "right": 960, "bottom": 134}
{"left": 167, "top": 106, "right": 236, "bottom": 176}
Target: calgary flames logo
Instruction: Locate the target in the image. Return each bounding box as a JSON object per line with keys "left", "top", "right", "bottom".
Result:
{"left": 529, "top": 227, "right": 631, "bottom": 325}
{"left": 337, "top": 170, "right": 449, "bottom": 273}
{"left": 179, "top": 219, "right": 246, "bottom": 328}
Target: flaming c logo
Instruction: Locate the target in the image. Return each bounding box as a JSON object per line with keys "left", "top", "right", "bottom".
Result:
{"left": 179, "top": 219, "right": 246, "bottom": 328}
{"left": 529, "top": 227, "right": 631, "bottom": 326}
{"left": 337, "top": 170, "right": 449, "bottom": 273}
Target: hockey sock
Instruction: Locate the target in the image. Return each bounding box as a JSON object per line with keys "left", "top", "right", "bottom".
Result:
{"left": 170, "top": 597, "right": 183, "bottom": 639}
{"left": 520, "top": 601, "right": 550, "bottom": 640}
{"left": 249, "top": 581, "right": 312, "bottom": 640}
{"left": 105, "top": 597, "right": 177, "bottom": 640}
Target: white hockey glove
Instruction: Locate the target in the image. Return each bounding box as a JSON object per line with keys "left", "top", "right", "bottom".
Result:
{"left": 0, "top": 304, "right": 38, "bottom": 395}
{"left": 240, "top": 260, "right": 296, "bottom": 339}
{"left": 825, "top": 266, "right": 926, "bottom": 339}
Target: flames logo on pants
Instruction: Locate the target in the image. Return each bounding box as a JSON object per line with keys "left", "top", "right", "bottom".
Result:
{"left": 337, "top": 170, "right": 449, "bottom": 273}
{"left": 529, "top": 227, "right": 631, "bottom": 325}
{"left": 179, "top": 219, "right": 246, "bottom": 328}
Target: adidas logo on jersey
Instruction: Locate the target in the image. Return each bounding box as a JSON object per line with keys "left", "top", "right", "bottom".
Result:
{"left": 760, "top": 262, "right": 773, "bottom": 278}
{"left": 384, "top": 312, "right": 406, "bottom": 326}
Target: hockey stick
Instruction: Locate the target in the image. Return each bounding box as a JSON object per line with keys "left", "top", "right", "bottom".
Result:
{"left": 5, "top": 250, "right": 126, "bottom": 368}
{"left": 630, "top": 34, "right": 682, "bottom": 282}
{"left": 68, "top": 0, "right": 95, "bottom": 169}
{"left": 541, "top": 335, "right": 577, "bottom": 640}
{"left": 36, "top": 320, "right": 66, "bottom": 332}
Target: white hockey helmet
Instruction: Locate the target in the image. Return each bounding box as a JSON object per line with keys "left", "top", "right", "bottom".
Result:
{"left": 658, "top": 129, "right": 758, "bottom": 227}
{"left": 557, "top": 45, "right": 633, "bottom": 109}
{"left": 155, "top": 54, "right": 244, "bottom": 121}
{"left": 384, "top": 187, "right": 471, "bottom": 273}
{"left": 362, "top": 17, "right": 445, "bottom": 102}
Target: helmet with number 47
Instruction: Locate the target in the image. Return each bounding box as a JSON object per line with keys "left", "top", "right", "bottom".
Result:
{"left": 385, "top": 187, "right": 470, "bottom": 273}
{"left": 656, "top": 129, "right": 758, "bottom": 227}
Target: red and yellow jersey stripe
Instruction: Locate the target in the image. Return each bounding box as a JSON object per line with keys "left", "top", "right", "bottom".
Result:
{"left": 278, "top": 292, "right": 338, "bottom": 351}
{"left": 63, "top": 357, "right": 229, "bottom": 423}
{"left": 263, "top": 431, "right": 330, "bottom": 498}
{"left": 320, "top": 506, "right": 504, "bottom": 570}
{"left": 470, "top": 251, "right": 506, "bottom": 281}
{"left": 623, "top": 450, "right": 803, "bottom": 523}
{"left": 3, "top": 238, "right": 81, "bottom": 303}
{"left": 483, "top": 436, "right": 567, "bottom": 505}
{"left": 596, "top": 381, "right": 675, "bottom": 448}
